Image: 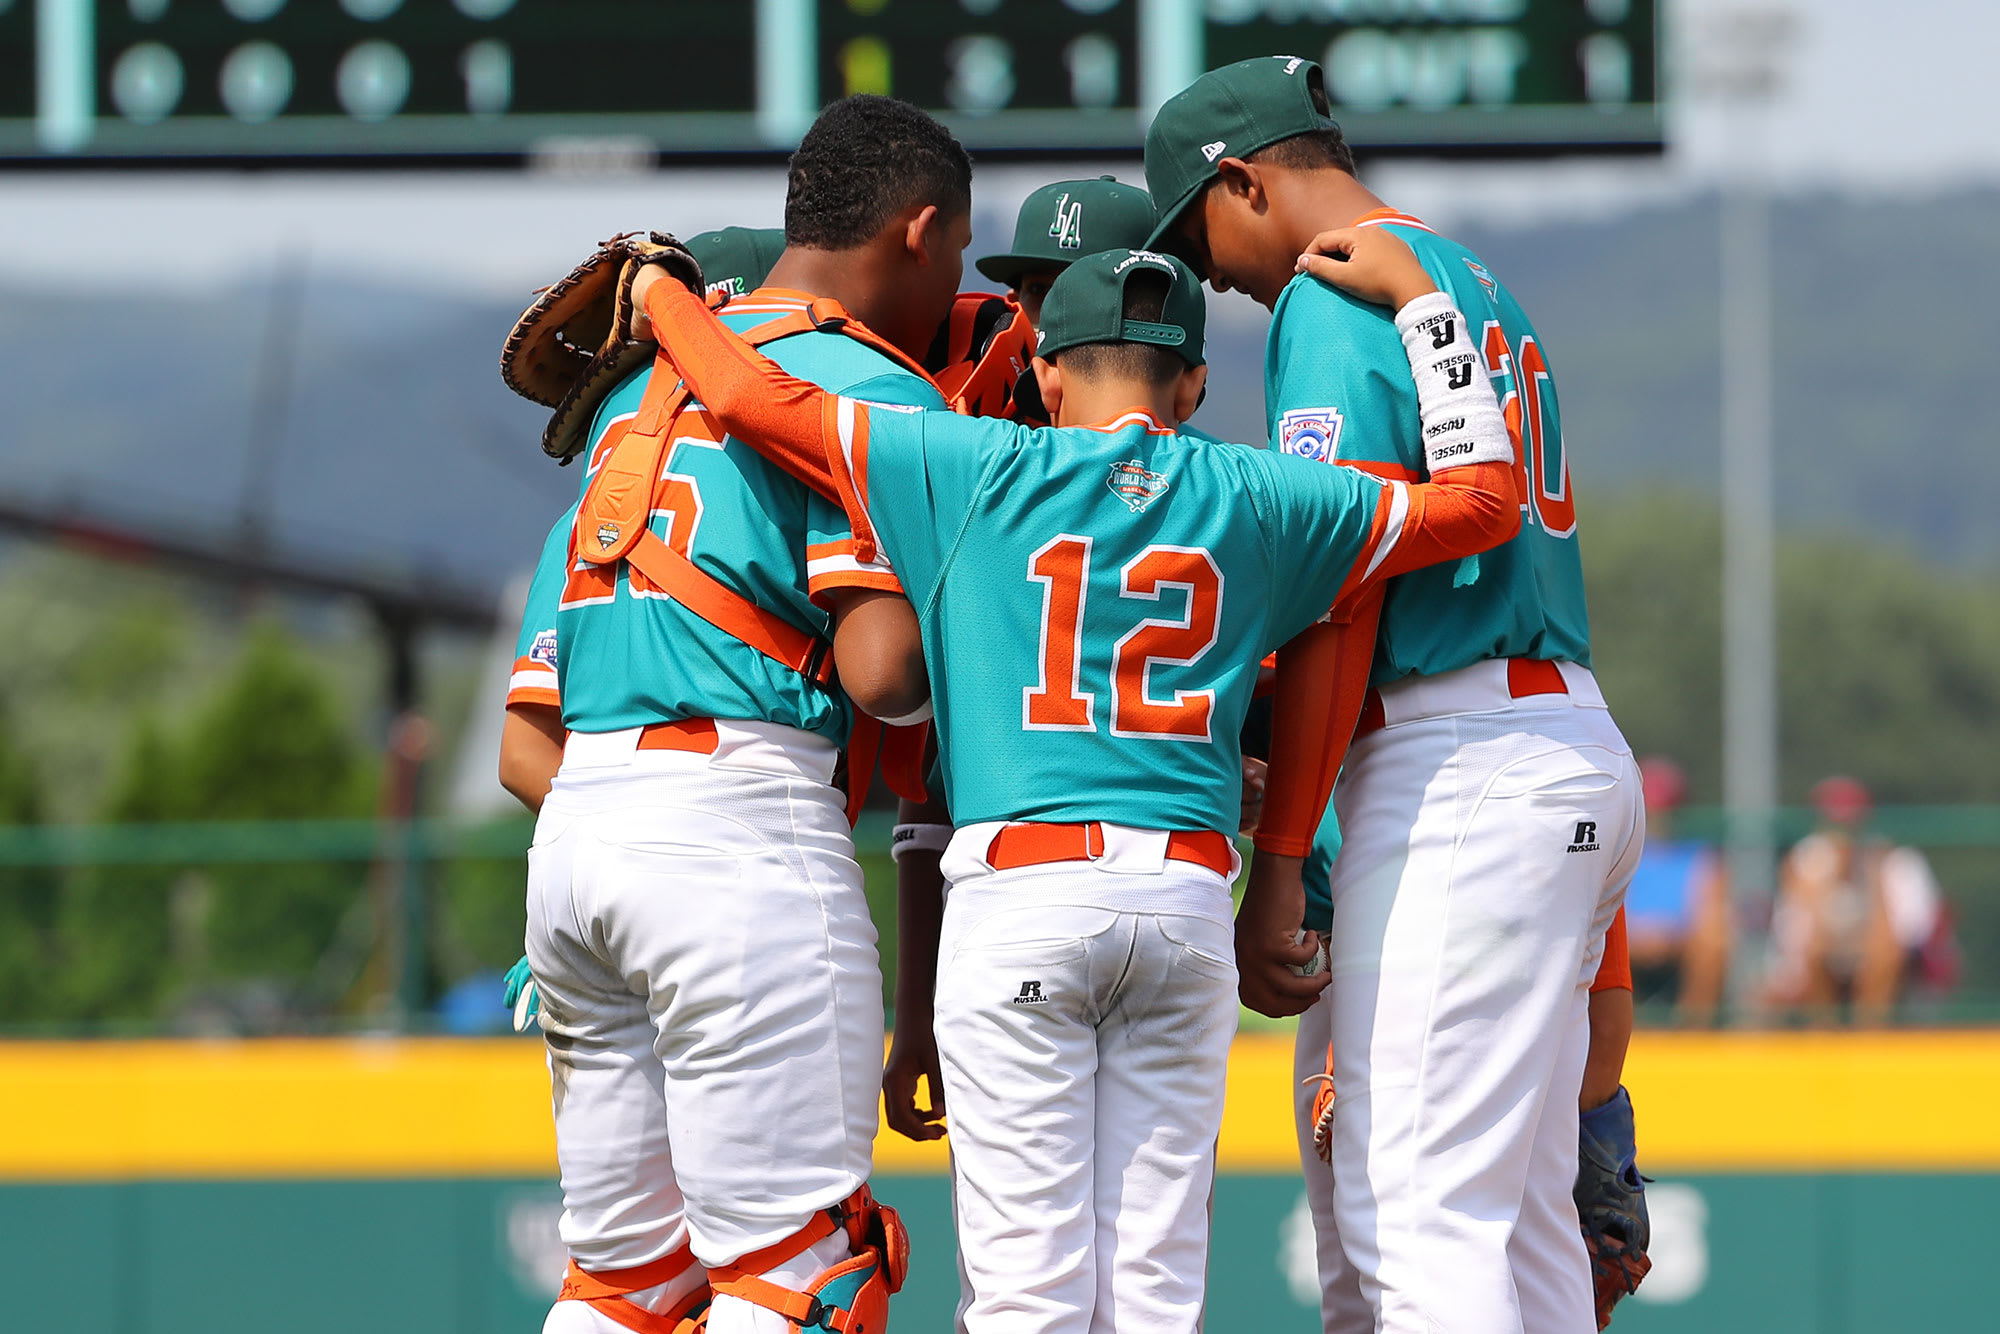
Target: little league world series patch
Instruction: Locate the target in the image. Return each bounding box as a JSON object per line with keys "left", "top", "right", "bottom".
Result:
{"left": 1277, "top": 407, "right": 1345, "bottom": 463}
{"left": 1107, "top": 459, "right": 1171, "bottom": 512}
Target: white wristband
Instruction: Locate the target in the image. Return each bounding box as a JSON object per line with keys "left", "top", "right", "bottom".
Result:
{"left": 891, "top": 822, "right": 952, "bottom": 862}
{"left": 1395, "top": 291, "right": 1513, "bottom": 475}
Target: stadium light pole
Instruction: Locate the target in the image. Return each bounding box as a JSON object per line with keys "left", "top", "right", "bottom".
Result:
{"left": 1692, "top": 7, "right": 1796, "bottom": 902}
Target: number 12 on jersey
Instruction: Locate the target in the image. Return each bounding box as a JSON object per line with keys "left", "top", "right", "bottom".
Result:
{"left": 1023, "top": 534, "right": 1223, "bottom": 742}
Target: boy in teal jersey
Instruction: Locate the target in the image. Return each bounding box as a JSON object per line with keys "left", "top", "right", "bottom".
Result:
{"left": 1147, "top": 55, "right": 1647, "bottom": 1334}
{"left": 497, "top": 222, "right": 815, "bottom": 816}
{"left": 975, "top": 174, "right": 1158, "bottom": 329}
{"left": 517, "top": 98, "right": 972, "bottom": 1334}
{"left": 634, "top": 231, "right": 1521, "bottom": 1333}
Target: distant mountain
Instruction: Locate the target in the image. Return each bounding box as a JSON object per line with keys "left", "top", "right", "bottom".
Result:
{"left": 2, "top": 187, "right": 1993, "bottom": 624}
{"left": 1450, "top": 189, "right": 2000, "bottom": 569}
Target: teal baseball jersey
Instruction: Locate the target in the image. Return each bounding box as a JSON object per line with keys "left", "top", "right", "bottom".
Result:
{"left": 1265, "top": 208, "right": 1591, "bottom": 688}
{"left": 549, "top": 287, "right": 945, "bottom": 740}
{"left": 505, "top": 509, "right": 573, "bottom": 711}
{"left": 844, "top": 406, "right": 1390, "bottom": 833}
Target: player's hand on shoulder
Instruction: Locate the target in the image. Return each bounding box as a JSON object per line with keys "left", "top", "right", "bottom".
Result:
{"left": 1235, "top": 852, "right": 1331, "bottom": 1018}
{"left": 1295, "top": 226, "right": 1437, "bottom": 312}
{"left": 625, "top": 240, "right": 703, "bottom": 340}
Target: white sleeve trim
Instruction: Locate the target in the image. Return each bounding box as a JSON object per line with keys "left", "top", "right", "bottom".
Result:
{"left": 1395, "top": 292, "right": 1513, "bottom": 474}
{"left": 1360, "top": 480, "right": 1410, "bottom": 583}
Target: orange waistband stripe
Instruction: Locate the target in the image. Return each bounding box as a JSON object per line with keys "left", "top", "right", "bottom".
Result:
{"left": 985, "top": 823, "right": 1235, "bottom": 877}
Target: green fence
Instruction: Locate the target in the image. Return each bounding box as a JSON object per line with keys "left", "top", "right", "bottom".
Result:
{"left": 2, "top": 1170, "right": 1990, "bottom": 1333}
{"left": 5, "top": 807, "right": 2000, "bottom": 1032}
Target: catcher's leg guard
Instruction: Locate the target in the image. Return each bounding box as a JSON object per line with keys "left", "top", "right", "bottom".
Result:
{"left": 709, "top": 1186, "right": 909, "bottom": 1333}
{"left": 555, "top": 1243, "right": 711, "bottom": 1334}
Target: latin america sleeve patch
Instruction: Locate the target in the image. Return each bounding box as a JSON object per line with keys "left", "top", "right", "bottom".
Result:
{"left": 1277, "top": 407, "right": 1344, "bottom": 464}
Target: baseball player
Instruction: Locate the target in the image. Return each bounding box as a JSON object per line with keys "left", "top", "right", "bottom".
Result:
{"left": 974, "top": 175, "right": 1157, "bottom": 330}
{"left": 881, "top": 173, "right": 1161, "bottom": 1146}
{"left": 500, "top": 223, "right": 797, "bottom": 1030}
{"left": 518, "top": 96, "right": 972, "bottom": 1334}
{"left": 632, "top": 228, "right": 1521, "bottom": 1332}
{"left": 1145, "top": 56, "right": 1646, "bottom": 1334}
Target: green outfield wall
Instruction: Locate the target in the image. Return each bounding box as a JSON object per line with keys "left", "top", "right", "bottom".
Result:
{"left": 4, "top": 1034, "right": 1995, "bottom": 1332}
{"left": 0, "top": 1172, "right": 1992, "bottom": 1332}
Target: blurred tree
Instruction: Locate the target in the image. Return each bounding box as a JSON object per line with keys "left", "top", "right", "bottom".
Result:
{"left": 0, "top": 710, "right": 57, "bottom": 1025}
{"left": 1583, "top": 491, "right": 2000, "bottom": 804}
{"left": 183, "top": 624, "right": 372, "bottom": 988}
{"left": 56, "top": 723, "right": 185, "bottom": 1023}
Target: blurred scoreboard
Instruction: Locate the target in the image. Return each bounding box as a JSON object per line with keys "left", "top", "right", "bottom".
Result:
{"left": 0, "top": 0, "right": 1658, "bottom": 166}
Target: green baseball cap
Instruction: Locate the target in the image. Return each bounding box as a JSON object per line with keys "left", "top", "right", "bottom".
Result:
{"left": 975, "top": 176, "right": 1158, "bottom": 286}
{"left": 686, "top": 226, "right": 786, "bottom": 298}
{"left": 1143, "top": 55, "right": 1339, "bottom": 247}
{"left": 1036, "top": 249, "right": 1207, "bottom": 368}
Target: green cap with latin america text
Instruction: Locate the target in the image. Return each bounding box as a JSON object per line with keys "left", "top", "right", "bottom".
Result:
{"left": 975, "top": 176, "right": 1159, "bottom": 287}
{"left": 1035, "top": 248, "right": 1207, "bottom": 368}
{"left": 1143, "top": 55, "right": 1340, "bottom": 247}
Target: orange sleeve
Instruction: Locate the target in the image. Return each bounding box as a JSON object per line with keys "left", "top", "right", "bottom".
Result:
{"left": 645, "top": 283, "right": 845, "bottom": 501}
{"left": 1253, "top": 587, "right": 1383, "bottom": 858}
{"left": 1331, "top": 460, "right": 1521, "bottom": 613}
{"left": 647, "top": 282, "right": 888, "bottom": 563}
{"left": 1591, "top": 906, "right": 1632, "bottom": 993}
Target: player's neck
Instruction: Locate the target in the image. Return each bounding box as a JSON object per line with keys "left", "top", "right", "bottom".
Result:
{"left": 1053, "top": 380, "right": 1179, "bottom": 431}
{"left": 1273, "top": 168, "right": 1390, "bottom": 257}
{"left": 764, "top": 244, "right": 931, "bottom": 362}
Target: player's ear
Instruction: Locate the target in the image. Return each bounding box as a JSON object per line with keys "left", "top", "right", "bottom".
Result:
{"left": 1032, "top": 356, "right": 1064, "bottom": 423}
{"left": 1172, "top": 363, "right": 1208, "bottom": 425}
{"left": 1214, "top": 157, "right": 1264, "bottom": 211}
{"left": 904, "top": 204, "right": 942, "bottom": 266}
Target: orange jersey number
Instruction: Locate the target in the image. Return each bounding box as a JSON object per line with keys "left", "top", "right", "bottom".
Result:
{"left": 1024, "top": 535, "right": 1223, "bottom": 741}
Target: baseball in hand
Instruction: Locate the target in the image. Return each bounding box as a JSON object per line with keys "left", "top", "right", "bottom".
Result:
{"left": 1289, "top": 927, "right": 1329, "bottom": 978}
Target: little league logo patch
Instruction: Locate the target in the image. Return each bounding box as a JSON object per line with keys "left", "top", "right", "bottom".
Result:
{"left": 1107, "top": 459, "right": 1171, "bottom": 513}
{"left": 1277, "top": 407, "right": 1345, "bottom": 464}
{"left": 529, "top": 629, "right": 558, "bottom": 668}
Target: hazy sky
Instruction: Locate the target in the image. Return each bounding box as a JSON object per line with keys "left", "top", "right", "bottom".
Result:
{"left": 3, "top": 0, "right": 1993, "bottom": 296}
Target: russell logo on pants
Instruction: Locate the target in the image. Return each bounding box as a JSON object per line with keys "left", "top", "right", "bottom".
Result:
{"left": 1012, "top": 981, "right": 1047, "bottom": 1005}
{"left": 1567, "top": 821, "right": 1601, "bottom": 854}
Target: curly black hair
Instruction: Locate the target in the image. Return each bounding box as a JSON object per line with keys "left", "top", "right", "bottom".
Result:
{"left": 785, "top": 95, "right": 973, "bottom": 250}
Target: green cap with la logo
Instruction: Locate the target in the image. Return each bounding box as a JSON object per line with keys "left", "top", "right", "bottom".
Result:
{"left": 975, "top": 175, "right": 1158, "bottom": 287}
{"left": 1035, "top": 248, "right": 1207, "bottom": 368}
{"left": 1143, "top": 55, "right": 1339, "bottom": 247}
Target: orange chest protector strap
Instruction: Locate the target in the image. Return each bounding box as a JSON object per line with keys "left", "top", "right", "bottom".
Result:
{"left": 571, "top": 306, "right": 905, "bottom": 687}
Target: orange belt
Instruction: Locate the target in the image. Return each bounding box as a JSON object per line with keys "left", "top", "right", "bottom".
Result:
{"left": 636, "top": 717, "right": 719, "bottom": 754}
{"left": 985, "top": 823, "right": 1235, "bottom": 877}
{"left": 1355, "top": 657, "right": 1568, "bottom": 739}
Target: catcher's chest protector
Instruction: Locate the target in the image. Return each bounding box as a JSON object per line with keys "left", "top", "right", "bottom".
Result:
{"left": 572, "top": 305, "right": 937, "bottom": 817}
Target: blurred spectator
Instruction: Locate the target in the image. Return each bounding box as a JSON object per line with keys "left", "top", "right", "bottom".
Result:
{"left": 1622, "top": 757, "right": 1732, "bottom": 1024}
{"left": 1762, "top": 777, "right": 1959, "bottom": 1026}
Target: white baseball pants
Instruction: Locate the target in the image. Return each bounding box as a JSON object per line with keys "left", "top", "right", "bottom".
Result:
{"left": 526, "top": 721, "right": 884, "bottom": 1334}
{"left": 933, "top": 825, "right": 1242, "bottom": 1334}
{"left": 1298, "top": 664, "right": 1643, "bottom": 1334}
